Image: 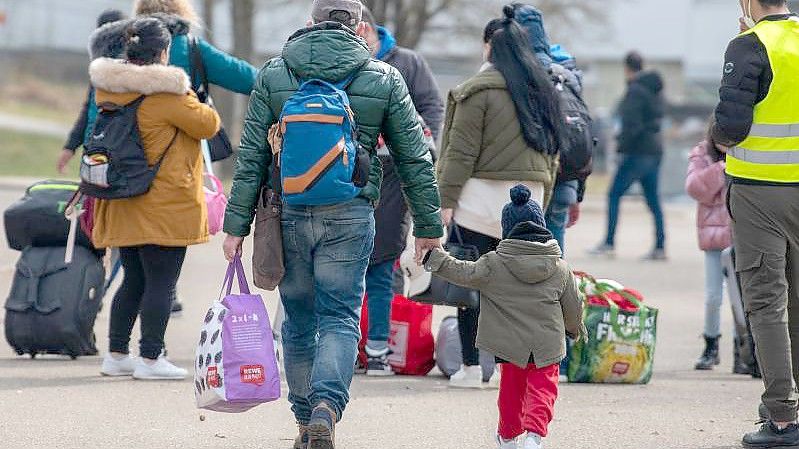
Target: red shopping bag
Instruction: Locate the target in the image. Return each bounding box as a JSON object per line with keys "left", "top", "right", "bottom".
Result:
{"left": 359, "top": 294, "right": 435, "bottom": 376}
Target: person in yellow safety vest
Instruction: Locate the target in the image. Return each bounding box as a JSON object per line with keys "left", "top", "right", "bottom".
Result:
{"left": 709, "top": 1, "right": 799, "bottom": 448}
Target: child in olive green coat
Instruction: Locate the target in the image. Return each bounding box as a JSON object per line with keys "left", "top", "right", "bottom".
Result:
{"left": 424, "top": 185, "right": 584, "bottom": 449}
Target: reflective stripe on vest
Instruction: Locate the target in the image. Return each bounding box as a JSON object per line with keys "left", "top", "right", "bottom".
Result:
{"left": 749, "top": 123, "right": 799, "bottom": 138}
{"left": 726, "top": 19, "right": 799, "bottom": 183}
{"left": 729, "top": 147, "right": 799, "bottom": 164}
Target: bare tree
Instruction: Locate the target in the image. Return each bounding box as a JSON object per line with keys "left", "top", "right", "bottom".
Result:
{"left": 362, "top": 0, "right": 457, "bottom": 48}
{"left": 223, "top": 0, "right": 257, "bottom": 142}
{"left": 533, "top": 0, "right": 614, "bottom": 44}
{"left": 232, "top": 0, "right": 255, "bottom": 63}
{"left": 202, "top": 0, "right": 215, "bottom": 44}
{"left": 361, "top": 0, "right": 612, "bottom": 49}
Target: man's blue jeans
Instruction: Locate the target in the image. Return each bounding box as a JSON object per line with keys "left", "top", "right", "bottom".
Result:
{"left": 605, "top": 154, "right": 666, "bottom": 250}
{"left": 364, "top": 260, "right": 395, "bottom": 349}
{"left": 279, "top": 198, "right": 375, "bottom": 424}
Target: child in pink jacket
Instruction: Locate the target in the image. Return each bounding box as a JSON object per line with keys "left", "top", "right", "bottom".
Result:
{"left": 685, "top": 140, "right": 731, "bottom": 371}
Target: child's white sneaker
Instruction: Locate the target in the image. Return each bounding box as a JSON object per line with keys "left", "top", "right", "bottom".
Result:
{"left": 523, "top": 432, "right": 543, "bottom": 449}
{"left": 487, "top": 365, "right": 501, "bottom": 389}
{"left": 449, "top": 364, "right": 483, "bottom": 389}
{"left": 495, "top": 434, "right": 517, "bottom": 449}
{"left": 100, "top": 353, "right": 137, "bottom": 376}
{"left": 133, "top": 355, "right": 187, "bottom": 380}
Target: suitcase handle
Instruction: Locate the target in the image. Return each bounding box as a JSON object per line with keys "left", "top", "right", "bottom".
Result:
{"left": 63, "top": 191, "right": 86, "bottom": 264}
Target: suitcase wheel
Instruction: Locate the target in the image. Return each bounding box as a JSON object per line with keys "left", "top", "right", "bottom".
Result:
{"left": 15, "top": 349, "right": 24, "bottom": 356}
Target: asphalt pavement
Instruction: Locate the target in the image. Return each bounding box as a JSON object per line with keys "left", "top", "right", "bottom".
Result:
{"left": 0, "top": 186, "right": 763, "bottom": 449}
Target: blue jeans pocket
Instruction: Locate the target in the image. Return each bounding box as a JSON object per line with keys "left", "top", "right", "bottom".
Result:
{"left": 281, "top": 220, "right": 298, "bottom": 255}
{"left": 322, "top": 218, "right": 374, "bottom": 261}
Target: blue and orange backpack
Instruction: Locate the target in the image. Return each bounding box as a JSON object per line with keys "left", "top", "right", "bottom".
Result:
{"left": 269, "top": 75, "right": 370, "bottom": 206}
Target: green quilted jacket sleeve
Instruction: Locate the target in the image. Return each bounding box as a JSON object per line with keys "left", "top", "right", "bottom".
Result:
{"left": 382, "top": 68, "right": 444, "bottom": 239}
{"left": 223, "top": 68, "right": 274, "bottom": 237}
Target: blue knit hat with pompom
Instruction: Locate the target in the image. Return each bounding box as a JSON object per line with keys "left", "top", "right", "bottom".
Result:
{"left": 501, "top": 184, "right": 546, "bottom": 239}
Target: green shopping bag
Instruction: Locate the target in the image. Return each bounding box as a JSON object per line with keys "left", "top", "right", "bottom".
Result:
{"left": 567, "top": 273, "right": 658, "bottom": 384}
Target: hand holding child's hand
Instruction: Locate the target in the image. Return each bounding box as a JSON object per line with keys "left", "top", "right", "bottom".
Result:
{"left": 415, "top": 237, "right": 442, "bottom": 266}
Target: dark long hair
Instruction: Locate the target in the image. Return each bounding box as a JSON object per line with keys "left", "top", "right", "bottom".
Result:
{"left": 484, "top": 6, "right": 565, "bottom": 155}
{"left": 125, "top": 17, "right": 171, "bottom": 65}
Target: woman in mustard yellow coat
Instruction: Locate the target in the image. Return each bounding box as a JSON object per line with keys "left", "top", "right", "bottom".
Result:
{"left": 90, "top": 18, "right": 220, "bottom": 380}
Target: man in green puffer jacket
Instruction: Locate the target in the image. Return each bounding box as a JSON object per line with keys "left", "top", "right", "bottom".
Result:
{"left": 222, "top": 1, "right": 442, "bottom": 447}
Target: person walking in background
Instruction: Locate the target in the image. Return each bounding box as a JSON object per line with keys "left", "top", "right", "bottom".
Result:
{"left": 91, "top": 18, "right": 220, "bottom": 380}
{"left": 222, "top": 1, "right": 443, "bottom": 447}
{"left": 57, "top": 8, "right": 127, "bottom": 174}
{"left": 709, "top": 1, "right": 799, "bottom": 446}
{"left": 358, "top": 7, "right": 444, "bottom": 376}
{"left": 361, "top": 8, "right": 444, "bottom": 136}
{"left": 590, "top": 51, "right": 666, "bottom": 261}
{"left": 685, "top": 140, "right": 732, "bottom": 371}
{"left": 437, "top": 7, "right": 562, "bottom": 389}
{"left": 423, "top": 185, "right": 584, "bottom": 449}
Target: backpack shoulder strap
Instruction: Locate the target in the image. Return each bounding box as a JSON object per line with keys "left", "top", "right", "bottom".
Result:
{"left": 129, "top": 95, "right": 147, "bottom": 108}
{"left": 189, "top": 36, "right": 209, "bottom": 100}
{"left": 152, "top": 129, "right": 180, "bottom": 171}
{"left": 98, "top": 95, "right": 145, "bottom": 114}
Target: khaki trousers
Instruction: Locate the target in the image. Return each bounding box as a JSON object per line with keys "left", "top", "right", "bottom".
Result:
{"left": 730, "top": 183, "right": 799, "bottom": 422}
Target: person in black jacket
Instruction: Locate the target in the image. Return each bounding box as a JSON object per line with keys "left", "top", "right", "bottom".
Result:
{"left": 358, "top": 8, "right": 444, "bottom": 376}
{"left": 57, "top": 9, "right": 127, "bottom": 174}
{"left": 590, "top": 51, "right": 667, "bottom": 261}
{"left": 709, "top": 2, "right": 799, "bottom": 447}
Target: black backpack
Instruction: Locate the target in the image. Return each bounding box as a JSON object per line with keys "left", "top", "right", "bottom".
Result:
{"left": 511, "top": 2, "right": 595, "bottom": 181}
{"left": 80, "top": 96, "right": 176, "bottom": 199}
{"left": 553, "top": 74, "right": 595, "bottom": 182}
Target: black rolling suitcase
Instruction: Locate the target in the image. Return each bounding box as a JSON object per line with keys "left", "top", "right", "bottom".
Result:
{"left": 4, "top": 246, "right": 105, "bottom": 358}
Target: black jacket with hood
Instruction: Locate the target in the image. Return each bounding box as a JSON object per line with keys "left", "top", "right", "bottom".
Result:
{"left": 617, "top": 71, "right": 665, "bottom": 156}
{"left": 371, "top": 39, "right": 444, "bottom": 265}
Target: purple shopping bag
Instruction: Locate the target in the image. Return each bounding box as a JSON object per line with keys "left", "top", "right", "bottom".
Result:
{"left": 195, "top": 256, "right": 281, "bottom": 413}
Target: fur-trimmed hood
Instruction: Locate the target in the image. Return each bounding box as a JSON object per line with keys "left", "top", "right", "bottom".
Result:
{"left": 90, "top": 58, "right": 190, "bottom": 95}
{"left": 89, "top": 19, "right": 130, "bottom": 60}
{"left": 88, "top": 13, "right": 190, "bottom": 60}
